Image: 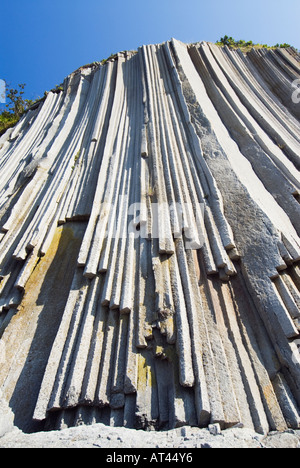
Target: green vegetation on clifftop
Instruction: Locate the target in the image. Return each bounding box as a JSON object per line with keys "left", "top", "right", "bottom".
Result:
{"left": 215, "top": 35, "right": 295, "bottom": 52}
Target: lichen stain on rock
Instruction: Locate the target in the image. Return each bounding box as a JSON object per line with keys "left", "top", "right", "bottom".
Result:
{"left": 21, "top": 227, "right": 66, "bottom": 310}
{"left": 137, "top": 353, "right": 156, "bottom": 391}
{"left": 0, "top": 222, "right": 86, "bottom": 432}
{"left": 13, "top": 224, "right": 83, "bottom": 319}
{"left": 262, "top": 382, "right": 287, "bottom": 432}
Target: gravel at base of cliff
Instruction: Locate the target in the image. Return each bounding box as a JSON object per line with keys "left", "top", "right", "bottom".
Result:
{"left": 1, "top": 424, "right": 300, "bottom": 448}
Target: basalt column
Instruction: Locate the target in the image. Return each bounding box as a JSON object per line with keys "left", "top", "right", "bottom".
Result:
{"left": 0, "top": 40, "right": 299, "bottom": 434}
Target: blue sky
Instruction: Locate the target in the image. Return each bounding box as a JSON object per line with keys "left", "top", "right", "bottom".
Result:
{"left": 1, "top": 0, "right": 300, "bottom": 104}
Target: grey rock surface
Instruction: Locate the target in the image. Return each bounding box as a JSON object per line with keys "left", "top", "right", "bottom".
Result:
{"left": 0, "top": 391, "right": 15, "bottom": 438}
{"left": 0, "top": 39, "right": 299, "bottom": 438}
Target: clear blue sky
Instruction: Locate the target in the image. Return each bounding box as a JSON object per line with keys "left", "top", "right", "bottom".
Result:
{"left": 1, "top": 0, "right": 300, "bottom": 104}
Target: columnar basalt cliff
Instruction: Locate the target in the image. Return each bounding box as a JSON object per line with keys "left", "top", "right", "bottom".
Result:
{"left": 0, "top": 39, "right": 299, "bottom": 435}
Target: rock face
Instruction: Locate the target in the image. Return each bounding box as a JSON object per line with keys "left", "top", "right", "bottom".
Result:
{"left": 0, "top": 390, "right": 15, "bottom": 437}
{"left": 0, "top": 39, "right": 299, "bottom": 436}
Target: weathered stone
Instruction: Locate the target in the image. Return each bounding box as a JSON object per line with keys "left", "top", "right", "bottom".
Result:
{"left": 0, "top": 39, "right": 299, "bottom": 444}
{"left": 0, "top": 390, "right": 15, "bottom": 437}
{"left": 208, "top": 423, "right": 222, "bottom": 436}
{"left": 263, "top": 431, "right": 300, "bottom": 449}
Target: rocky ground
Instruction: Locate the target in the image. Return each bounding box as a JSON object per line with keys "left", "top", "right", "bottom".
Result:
{"left": 1, "top": 378, "right": 299, "bottom": 449}
{"left": 0, "top": 423, "right": 300, "bottom": 448}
